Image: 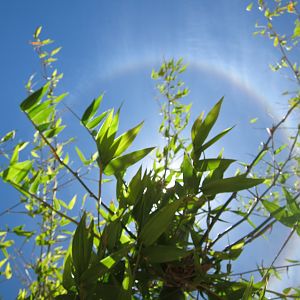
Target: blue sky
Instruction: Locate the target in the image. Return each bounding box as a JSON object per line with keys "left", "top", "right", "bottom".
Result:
{"left": 0, "top": 0, "right": 298, "bottom": 298}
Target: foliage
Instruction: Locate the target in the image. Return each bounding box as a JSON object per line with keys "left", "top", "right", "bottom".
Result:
{"left": 0, "top": 1, "right": 299, "bottom": 299}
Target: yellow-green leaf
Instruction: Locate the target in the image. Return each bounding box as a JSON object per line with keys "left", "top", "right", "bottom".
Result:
{"left": 4, "top": 262, "right": 12, "bottom": 279}
{"left": 246, "top": 3, "right": 253, "bottom": 11}
{"left": 112, "top": 121, "right": 144, "bottom": 158}
{"left": 81, "top": 94, "right": 104, "bottom": 125}
{"left": 104, "top": 147, "right": 154, "bottom": 176}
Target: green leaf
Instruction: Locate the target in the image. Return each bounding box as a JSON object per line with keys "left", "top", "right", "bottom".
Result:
{"left": 118, "top": 259, "right": 133, "bottom": 300}
{"left": 293, "top": 19, "right": 300, "bottom": 38}
{"left": 81, "top": 94, "right": 104, "bottom": 125}
{"left": 102, "top": 221, "right": 122, "bottom": 251}
{"left": 62, "top": 254, "right": 75, "bottom": 290}
{"left": 20, "top": 82, "right": 50, "bottom": 111}
{"left": 43, "top": 125, "right": 65, "bottom": 138}
{"left": 191, "top": 112, "right": 204, "bottom": 143}
{"left": 274, "top": 144, "right": 287, "bottom": 155}
{"left": 108, "top": 107, "right": 121, "bottom": 138}
{"left": 104, "top": 147, "right": 154, "bottom": 176}
{"left": 10, "top": 142, "right": 29, "bottom": 165}
{"left": 0, "top": 240, "right": 14, "bottom": 249}
{"left": 181, "top": 153, "right": 198, "bottom": 193}
{"left": 4, "top": 262, "right": 12, "bottom": 279}
{"left": 34, "top": 26, "right": 42, "bottom": 39}
{"left": 50, "top": 47, "right": 62, "bottom": 56}
{"left": 0, "top": 130, "right": 15, "bottom": 144}
{"left": 124, "top": 167, "right": 143, "bottom": 206}
{"left": 202, "top": 175, "right": 264, "bottom": 195}
{"left": 252, "top": 150, "right": 267, "bottom": 167}
{"left": 96, "top": 109, "right": 114, "bottom": 142}
{"left": 213, "top": 242, "right": 244, "bottom": 260}
{"left": 31, "top": 106, "right": 54, "bottom": 125}
{"left": 283, "top": 187, "right": 299, "bottom": 214}
{"left": 53, "top": 197, "right": 61, "bottom": 211}
{"left": 75, "top": 147, "right": 88, "bottom": 165}
{"left": 142, "top": 245, "right": 190, "bottom": 263}
{"left": 246, "top": 3, "right": 253, "bottom": 11}
{"left": 261, "top": 200, "right": 285, "bottom": 218}
{"left": 12, "top": 225, "right": 34, "bottom": 238}
{"left": 112, "top": 121, "right": 144, "bottom": 158}
{"left": 86, "top": 111, "right": 108, "bottom": 130}
{"left": 139, "top": 199, "right": 183, "bottom": 247}
{"left": 195, "top": 158, "right": 235, "bottom": 172}
{"left": 2, "top": 161, "right": 33, "bottom": 184}
{"left": 80, "top": 243, "right": 133, "bottom": 283}
{"left": 0, "top": 257, "right": 8, "bottom": 269}
{"left": 29, "top": 171, "right": 41, "bottom": 194}
{"left": 72, "top": 213, "right": 94, "bottom": 277}
{"left": 262, "top": 199, "right": 300, "bottom": 228}
{"left": 192, "top": 98, "right": 223, "bottom": 156}
{"left": 199, "top": 126, "right": 234, "bottom": 153}
{"left": 242, "top": 276, "right": 254, "bottom": 300}
{"left": 68, "top": 195, "right": 77, "bottom": 210}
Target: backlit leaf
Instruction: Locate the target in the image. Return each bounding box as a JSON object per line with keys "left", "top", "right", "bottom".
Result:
{"left": 192, "top": 98, "right": 223, "bottom": 156}
{"left": 86, "top": 111, "right": 108, "bottom": 130}
{"left": 246, "top": 3, "right": 253, "bottom": 11}
{"left": 199, "top": 126, "right": 234, "bottom": 153}
{"left": 0, "top": 130, "right": 15, "bottom": 144}
{"left": 112, "top": 121, "right": 144, "bottom": 158}
{"left": 139, "top": 199, "right": 183, "bottom": 247}
{"left": 104, "top": 147, "right": 154, "bottom": 176}
{"left": 4, "top": 262, "right": 12, "bottom": 279}
{"left": 81, "top": 94, "right": 104, "bottom": 125}
{"left": 20, "top": 82, "right": 50, "bottom": 111}
{"left": 202, "top": 175, "right": 264, "bottom": 195}
{"left": 81, "top": 244, "right": 133, "bottom": 283}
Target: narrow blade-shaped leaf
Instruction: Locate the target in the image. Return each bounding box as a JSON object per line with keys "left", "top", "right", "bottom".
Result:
{"left": 104, "top": 147, "right": 154, "bottom": 176}
{"left": 192, "top": 98, "right": 223, "bottom": 154}
{"left": 283, "top": 187, "right": 300, "bottom": 214}
{"left": 139, "top": 199, "right": 183, "bottom": 247}
{"left": 202, "top": 175, "right": 264, "bottom": 195}
{"left": 181, "top": 153, "right": 198, "bottom": 193}
{"left": 86, "top": 111, "right": 108, "bottom": 130}
{"left": 195, "top": 158, "right": 235, "bottom": 172}
{"left": 20, "top": 82, "right": 50, "bottom": 111}
{"left": 75, "top": 146, "right": 88, "bottom": 165}
{"left": 72, "top": 213, "right": 94, "bottom": 277}
{"left": 112, "top": 121, "right": 144, "bottom": 158}
{"left": 117, "top": 259, "right": 133, "bottom": 300}
{"left": 142, "top": 245, "right": 190, "bottom": 263}
{"left": 80, "top": 243, "right": 133, "bottom": 283}
{"left": 81, "top": 94, "right": 103, "bottom": 125}
{"left": 0, "top": 130, "right": 15, "bottom": 144}
{"left": 191, "top": 112, "right": 204, "bottom": 142}
{"left": 96, "top": 109, "right": 114, "bottom": 142}
{"left": 199, "top": 126, "right": 234, "bottom": 153}
{"left": 2, "top": 161, "right": 33, "bottom": 184}
{"left": 108, "top": 106, "right": 121, "bottom": 139}
{"left": 62, "top": 254, "right": 74, "bottom": 290}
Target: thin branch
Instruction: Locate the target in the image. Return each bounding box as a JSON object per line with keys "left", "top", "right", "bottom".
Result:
{"left": 262, "top": 225, "right": 297, "bottom": 281}
{"left": 23, "top": 112, "right": 137, "bottom": 240}
{"left": 204, "top": 107, "right": 300, "bottom": 248}
{"left": 230, "top": 263, "right": 300, "bottom": 277}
